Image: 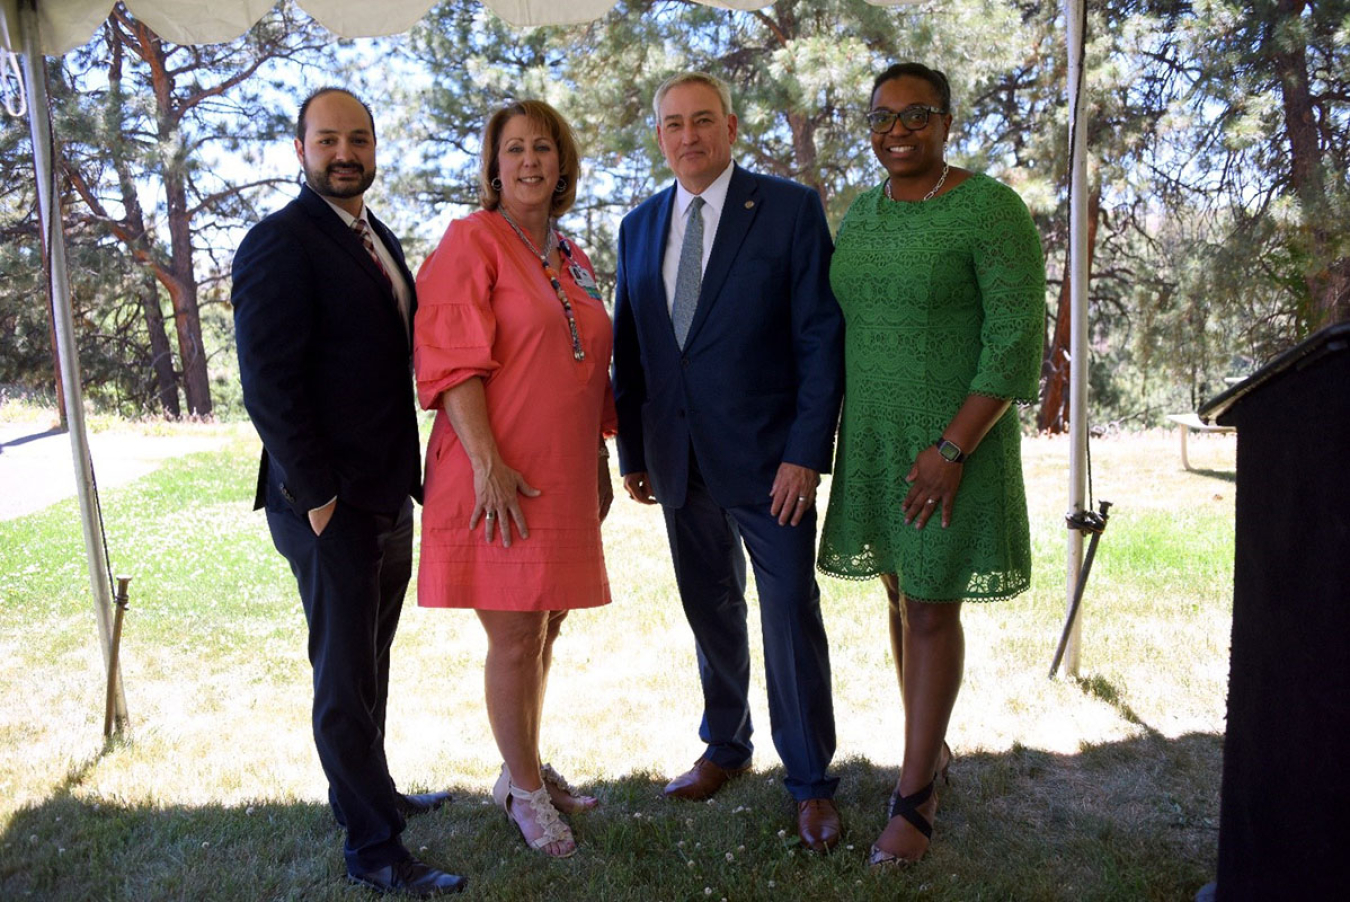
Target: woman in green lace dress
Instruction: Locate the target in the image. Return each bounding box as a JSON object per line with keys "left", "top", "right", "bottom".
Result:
{"left": 818, "top": 63, "right": 1045, "bottom": 867}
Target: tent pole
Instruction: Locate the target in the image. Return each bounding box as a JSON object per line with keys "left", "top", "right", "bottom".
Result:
{"left": 18, "top": 0, "right": 127, "bottom": 726}
{"left": 1062, "top": 0, "right": 1089, "bottom": 678}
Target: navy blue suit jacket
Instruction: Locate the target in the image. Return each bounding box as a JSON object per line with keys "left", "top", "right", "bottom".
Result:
{"left": 612, "top": 164, "right": 844, "bottom": 509}
{"left": 232, "top": 184, "right": 421, "bottom": 518}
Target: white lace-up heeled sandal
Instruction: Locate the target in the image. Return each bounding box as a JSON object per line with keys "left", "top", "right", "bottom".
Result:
{"left": 541, "top": 763, "right": 599, "bottom": 812}
{"left": 492, "top": 764, "right": 576, "bottom": 858}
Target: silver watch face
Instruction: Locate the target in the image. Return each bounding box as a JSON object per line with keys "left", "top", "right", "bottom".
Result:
{"left": 938, "top": 440, "right": 962, "bottom": 462}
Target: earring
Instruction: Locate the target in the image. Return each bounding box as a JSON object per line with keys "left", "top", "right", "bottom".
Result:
{"left": 491, "top": 177, "right": 503, "bottom": 191}
{"left": 554, "top": 178, "right": 567, "bottom": 195}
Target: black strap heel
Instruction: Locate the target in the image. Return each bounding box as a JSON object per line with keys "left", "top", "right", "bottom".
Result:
{"left": 869, "top": 778, "right": 936, "bottom": 866}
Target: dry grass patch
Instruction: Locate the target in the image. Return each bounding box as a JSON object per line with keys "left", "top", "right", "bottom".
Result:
{"left": 0, "top": 425, "right": 1234, "bottom": 900}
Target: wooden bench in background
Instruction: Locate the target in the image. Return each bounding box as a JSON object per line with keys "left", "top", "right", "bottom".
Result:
{"left": 1165, "top": 412, "right": 1236, "bottom": 471}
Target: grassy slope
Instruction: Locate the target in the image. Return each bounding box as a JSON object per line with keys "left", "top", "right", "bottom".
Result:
{"left": 0, "top": 424, "right": 1235, "bottom": 900}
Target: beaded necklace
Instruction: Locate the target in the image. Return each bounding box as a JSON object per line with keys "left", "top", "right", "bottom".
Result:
{"left": 498, "top": 208, "right": 585, "bottom": 362}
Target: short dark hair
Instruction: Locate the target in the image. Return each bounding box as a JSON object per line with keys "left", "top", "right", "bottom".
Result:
{"left": 871, "top": 63, "right": 952, "bottom": 113}
{"left": 296, "top": 87, "right": 377, "bottom": 143}
{"left": 479, "top": 99, "right": 581, "bottom": 217}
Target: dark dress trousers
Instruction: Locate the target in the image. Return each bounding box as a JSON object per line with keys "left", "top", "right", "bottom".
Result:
{"left": 612, "top": 164, "right": 845, "bottom": 800}
{"left": 232, "top": 184, "right": 422, "bottom": 873}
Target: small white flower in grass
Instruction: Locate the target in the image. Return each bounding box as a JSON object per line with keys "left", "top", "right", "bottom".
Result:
{"left": 687, "top": 860, "right": 696, "bottom": 868}
{"left": 633, "top": 812, "right": 643, "bottom": 819}
{"left": 246, "top": 806, "right": 256, "bottom": 815}
{"left": 737, "top": 845, "right": 744, "bottom": 852}
{"left": 777, "top": 829, "right": 786, "bottom": 838}
{"left": 201, "top": 842, "right": 210, "bottom": 849}
{"left": 767, "top": 881, "right": 775, "bottom": 889}
{"left": 725, "top": 852, "right": 733, "bottom": 862}
{"left": 703, "top": 889, "right": 712, "bottom": 896}
{"left": 686, "top": 818, "right": 695, "bottom": 827}
{"left": 787, "top": 850, "right": 795, "bottom": 857}
{"left": 678, "top": 840, "right": 686, "bottom": 848}
{"left": 420, "top": 846, "right": 428, "bottom": 853}
{"left": 846, "top": 844, "right": 854, "bottom": 850}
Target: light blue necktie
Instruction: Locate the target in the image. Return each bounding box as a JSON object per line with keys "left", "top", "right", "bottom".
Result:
{"left": 670, "top": 196, "right": 705, "bottom": 349}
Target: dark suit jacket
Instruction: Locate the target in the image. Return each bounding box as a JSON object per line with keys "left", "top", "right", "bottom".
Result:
{"left": 232, "top": 184, "right": 421, "bottom": 518}
{"left": 612, "top": 164, "right": 844, "bottom": 509}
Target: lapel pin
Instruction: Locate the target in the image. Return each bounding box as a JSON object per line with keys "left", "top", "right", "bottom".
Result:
{"left": 745, "top": 200, "right": 755, "bottom": 209}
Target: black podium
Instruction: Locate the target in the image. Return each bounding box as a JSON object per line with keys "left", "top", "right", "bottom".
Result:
{"left": 1196, "top": 323, "right": 1350, "bottom": 900}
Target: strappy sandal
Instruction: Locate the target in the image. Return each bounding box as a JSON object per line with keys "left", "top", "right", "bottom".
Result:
{"left": 868, "top": 777, "right": 936, "bottom": 867}
{"left": 936, "top": 741, "right": 954, "bottom": 786}
{"left": 541, "top": 763, "right": 599, "bottom": 812}
{"left": 492, "top": 764, "right": 576, "bottom": 858}
{"left": 868, "top": 743, "right": 952, "bottom": 868}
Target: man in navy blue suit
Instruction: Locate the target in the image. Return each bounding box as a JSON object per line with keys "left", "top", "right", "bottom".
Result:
{"left": 612, "top": 71, "right": 846, "bottom": 852}
{"left": 232, "top": 88, "right": 464, "bottom": 897}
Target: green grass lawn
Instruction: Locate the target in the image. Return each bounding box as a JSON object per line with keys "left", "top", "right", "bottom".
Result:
{"left": 0, "top": 418, "right": 1235, "bottom": 900}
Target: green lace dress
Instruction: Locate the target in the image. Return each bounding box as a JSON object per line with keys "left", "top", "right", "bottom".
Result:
{"left": 817, "top": 174, "right": 1045, "bottom": 602}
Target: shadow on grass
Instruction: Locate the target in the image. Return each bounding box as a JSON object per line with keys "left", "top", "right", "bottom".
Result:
{"left": 1075, "top": 674, "right": 1159, "bottom": 735}
{"left": 0, "top": 735, "right": 1222, "bottom": 902}
{"left": 1188, "top": 468, "right": 1237, "bottom": 484}
{"left": 0, "top": 427, "right": 65, "bottom": 452}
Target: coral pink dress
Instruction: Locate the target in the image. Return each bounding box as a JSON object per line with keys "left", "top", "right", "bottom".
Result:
{"left": 414, "top": 210, "right": 615, "bottom": 611}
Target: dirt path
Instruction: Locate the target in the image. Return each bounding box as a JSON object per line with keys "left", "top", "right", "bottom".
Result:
{"left": 0, "top": 420, "right": 233, "bottom": 521}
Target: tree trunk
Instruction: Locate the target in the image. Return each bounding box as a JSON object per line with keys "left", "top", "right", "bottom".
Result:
{"left": 1038, "top": 185, "right": 1100, "bottom": 433}
{"left": 142, "top": 23, "right": 212, "bottom": 417}
{"left": 138, "top": 270, "right": 180, "bottom": 417}
{"left": 106, "top": 31, "right": 181, "bottom": 417}
{"left": 1272, "top": 0, "right": 1349, "bottom": 325}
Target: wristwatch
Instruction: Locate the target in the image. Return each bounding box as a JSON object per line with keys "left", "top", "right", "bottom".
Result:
{"left": 935, "top": 438, "right": 966, "bottom": 463}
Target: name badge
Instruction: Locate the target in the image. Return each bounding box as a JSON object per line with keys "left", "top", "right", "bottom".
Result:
{"left": 570, "top": 262, "right": 603, "bottom": 300}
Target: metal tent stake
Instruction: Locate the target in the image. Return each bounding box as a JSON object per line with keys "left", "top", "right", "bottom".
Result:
{"left": 1049, "top": 501, "right": 1112, "bottom": 679}
{"left": 104, "top": 577, "right": 131, "bottom": 737}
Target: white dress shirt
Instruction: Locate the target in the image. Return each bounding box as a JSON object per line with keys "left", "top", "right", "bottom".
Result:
{"left": 662, "top": 161, "right": 735, "bottom": 315}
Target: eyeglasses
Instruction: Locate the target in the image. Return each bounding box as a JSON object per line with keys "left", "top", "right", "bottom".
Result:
{"left": 866, "top": 105, "right": 946, "bottom": 134}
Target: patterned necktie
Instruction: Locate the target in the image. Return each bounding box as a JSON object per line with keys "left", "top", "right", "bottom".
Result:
{"left": 351, "top": 218, "right": 392, "bottom": 288}
{"left": 670, "top": 196, "right": 705, "bottom": 348}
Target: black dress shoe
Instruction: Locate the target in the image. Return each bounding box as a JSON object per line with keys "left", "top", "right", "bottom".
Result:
{"left": 348, "top": 857, "right": 467, "bottom": 896}
{"left": 395, "top": 790, "right": 454, "bottom": 816}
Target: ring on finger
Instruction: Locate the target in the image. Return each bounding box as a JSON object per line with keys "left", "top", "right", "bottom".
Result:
{"left": 485, "top": 511, "right": 498, "bottom": 520}
{"left": 926, "top": 498, "right": 937, "bottom": 505}
{"left": 796, "top": 495, "right": 809, "bottom": 504}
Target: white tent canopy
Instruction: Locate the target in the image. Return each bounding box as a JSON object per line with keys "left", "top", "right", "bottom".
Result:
{"left": 2, "top": 0, "right": 1091, "bottom": 733}
{"left": 2, "top": 0, "right": 922, "bottom": 53}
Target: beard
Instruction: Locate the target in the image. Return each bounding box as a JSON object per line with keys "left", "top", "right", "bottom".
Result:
{"left": 303, "top": 159, "right": 376, "bottom": 200}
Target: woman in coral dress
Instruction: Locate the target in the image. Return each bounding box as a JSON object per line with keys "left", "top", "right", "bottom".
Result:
{"left": 414, "top": 100, "right": 614, "bottom": 859}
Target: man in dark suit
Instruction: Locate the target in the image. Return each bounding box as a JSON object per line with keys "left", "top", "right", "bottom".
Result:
{"left": 232, "top": 88, "right": 465, "bottom": 897}
{"left": 612, "top": 71, "right": 846, "bottom": 852}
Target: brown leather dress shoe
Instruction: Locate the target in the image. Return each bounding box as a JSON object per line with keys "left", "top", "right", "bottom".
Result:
{"left": 797, "top": 798, "right": 842, "bottom": 852}
{"left": 662, "top": 756, "right": 750, "bottom": 801}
